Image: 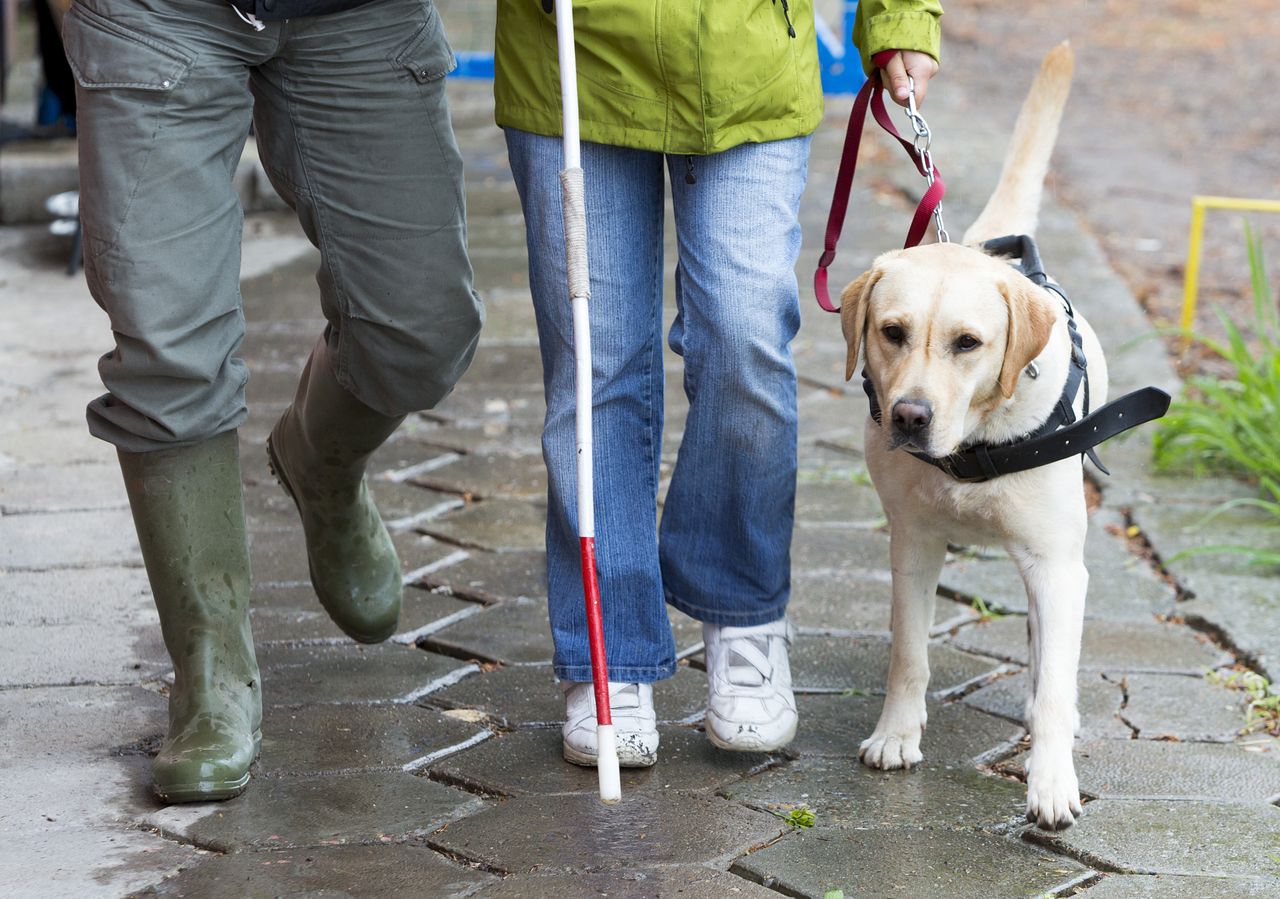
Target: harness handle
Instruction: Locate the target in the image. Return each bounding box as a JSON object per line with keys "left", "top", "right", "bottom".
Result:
{"left": 814, "top": 51, "right": 947, "bottom": 313}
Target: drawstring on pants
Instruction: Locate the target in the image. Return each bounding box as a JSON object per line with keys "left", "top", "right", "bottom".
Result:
{"left": 230, "top": 4, "right": 266, "bottom": 30}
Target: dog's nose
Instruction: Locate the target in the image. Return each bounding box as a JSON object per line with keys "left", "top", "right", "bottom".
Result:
{"left": 891, "top": 399, "right": 933, "bottom": 435}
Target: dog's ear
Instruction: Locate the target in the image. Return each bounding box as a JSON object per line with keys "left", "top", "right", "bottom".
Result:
{"left": 841, "top": 269, "right": 881, "bottom": 381}
{"left": 998, "top": 280, "right": 1057, "bottom": 398}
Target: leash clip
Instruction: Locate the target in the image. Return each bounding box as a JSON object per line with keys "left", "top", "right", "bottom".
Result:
{"left": 904, "top": 76, "right": 949, "bottom": 243}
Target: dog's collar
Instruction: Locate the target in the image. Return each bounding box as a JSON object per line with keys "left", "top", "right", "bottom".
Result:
{"left": 863, "top": 235, "right": 1171, "bottom": 483}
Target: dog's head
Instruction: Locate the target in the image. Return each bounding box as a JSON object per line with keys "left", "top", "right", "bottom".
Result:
{"left": 841, "top": 243, "right": 1058, "bottom": 458}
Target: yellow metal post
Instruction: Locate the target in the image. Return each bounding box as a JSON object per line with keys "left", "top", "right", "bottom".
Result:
{"left": 1181, "top": 195, "right": 1280, "bottom": 334}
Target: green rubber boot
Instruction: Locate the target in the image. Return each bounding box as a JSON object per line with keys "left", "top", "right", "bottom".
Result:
{"left": 118, "top": 431, "right": 262, "bottom": 803}
{"left": 267, "top": 339, "right": 405, "bottom": 643}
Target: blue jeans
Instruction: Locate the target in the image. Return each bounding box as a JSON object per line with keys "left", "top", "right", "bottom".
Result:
{"left": 506, "top": 129, "right": 810, "bottom": 683}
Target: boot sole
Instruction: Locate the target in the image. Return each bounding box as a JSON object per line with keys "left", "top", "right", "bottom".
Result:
{"left": 265, "top": 436, "right": 396, "bottom": 645}
{"left": 153, "top": 730, "right": 261, "bottom": 804}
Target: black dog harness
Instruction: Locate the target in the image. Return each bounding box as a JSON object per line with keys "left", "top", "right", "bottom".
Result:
{"left": 863, "top": 235, "right": 1172, "bottom": 483}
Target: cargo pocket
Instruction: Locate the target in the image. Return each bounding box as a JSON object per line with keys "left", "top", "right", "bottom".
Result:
{"left": 393, "top": 5, "right": 457, "bottom": 84}
{"left": 62, "top": 3, "right": 195, "bottom": 92}
{"left": 61, "top": 3, "right": 196, "bottom": 263}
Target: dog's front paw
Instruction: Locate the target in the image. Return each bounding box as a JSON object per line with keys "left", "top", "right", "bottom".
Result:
{"left": 1025, "top": 750, "right": 1082, "bottom": 830}
{"left": 859, "top": 726, "right": 924, "bottom": 770}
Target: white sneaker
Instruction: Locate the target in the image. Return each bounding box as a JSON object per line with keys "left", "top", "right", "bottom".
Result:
{"left": 703, "top": 619, "right": 798, "bottom": 751}
{"left": 562, "top": 681, "right": 659, "bottom": 768}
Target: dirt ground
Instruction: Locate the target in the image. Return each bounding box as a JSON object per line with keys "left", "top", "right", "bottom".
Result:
{"left": 942, "top": 0, "right": 1280, "bottom": 372}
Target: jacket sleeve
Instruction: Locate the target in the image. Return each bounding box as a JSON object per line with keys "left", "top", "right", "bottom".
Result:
{"left": 851, "top": 0, "right": 943, "bottom": 76}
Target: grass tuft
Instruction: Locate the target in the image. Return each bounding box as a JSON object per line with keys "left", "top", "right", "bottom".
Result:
{"left": 1153, "top": 224, "right": 1280, "bottom": 565}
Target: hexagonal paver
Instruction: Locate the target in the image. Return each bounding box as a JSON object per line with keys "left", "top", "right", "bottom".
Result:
{"left": 950, "top": 617, "right": 1230, "bottom": 674}
{"left": 793, "top": 469, "right": 889, "bottom": 525}
{"left": 427, "top": 793, "right": 784, "bottom": 875}
{"left": 256, "top": 643, "right": 472, "bottom": 707}
{"left": 1027, "top": 800, "right": 1280, "bottom": 876}
{"left": 430, "top": 662, "right": 707, "bottom": 729}
{"left": 478, "top": 868, "right": 779, "bottom": 898}
{"left": 135, "top": 845, "right": 496, "bottom": 898}
{"left": 422, "top": 597, "right": 554, "bottom": 664}
{"left": 1119, "top": 673, "right": 1250, "bottom": 741}
{"left": 721, "top": 756, "right": 1026, "bottom": 829}
{"left": 790, "top": 526, "right": 892, "bottom": 574}
{"left": 731, "top": 827, "right": 1090, "bottom": 899}
{"left": 431, "top": 726, "right": 774, "bottom": 798}
{"left": 256, "top": 704, "right": 485, "bottom": 776}
{"left": 143, "top": 771, "right": 485, "bottom": 852}
{"left": 788, "top": 694, "right": 1022, "bottom": 762}
{"left": 1083, "top": 874, "right": 1280, "bottom": 898}
{"left": 778, "top": 634, "right": 1006, "bottom": 695}
{"left": 415, "top": 549, "right": 546, "bottom": 603}
{"left": 417, "top": 498, "right": 547, "bottom": 552}
{"left": 962, "top": 671, "right": 1131, "bottom": 739}
{"left": 1000, "top": 739, "right": 1280, "bottom": 802}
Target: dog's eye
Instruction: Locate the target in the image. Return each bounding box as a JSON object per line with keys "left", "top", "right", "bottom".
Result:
{"left": 882, "top": 325, "right": 906, "bottom": 345}
{"left": 955, "top": 334, "right": 982, "bottom": 352}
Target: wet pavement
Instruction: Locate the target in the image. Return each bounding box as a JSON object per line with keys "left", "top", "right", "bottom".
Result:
{"left": 2, "top": 3, "right": 1279, "bottom": 897}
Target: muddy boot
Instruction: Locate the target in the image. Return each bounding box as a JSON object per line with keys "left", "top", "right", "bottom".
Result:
{"left": 118, "top": 431, "right": 262, "bottom": 803}
{"left": 267, "top": 339, "right": 405, "bottom": 643}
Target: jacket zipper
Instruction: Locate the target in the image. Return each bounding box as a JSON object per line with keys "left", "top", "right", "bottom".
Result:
{"left": 773, "top": 0, "right": 796, "bottom": 38}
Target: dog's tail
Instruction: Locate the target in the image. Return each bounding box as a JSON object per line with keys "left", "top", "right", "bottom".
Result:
{"left": 963, "top": 42, "right": 1074, "bottom": 244}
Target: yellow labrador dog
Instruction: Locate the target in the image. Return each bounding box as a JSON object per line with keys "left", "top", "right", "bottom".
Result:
{"left": 841, "top": 44, "right": 1105, "bottom": 830}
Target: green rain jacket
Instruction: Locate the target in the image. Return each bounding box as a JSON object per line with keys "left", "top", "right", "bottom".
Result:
{"left": 494, "top": 0, "right": 943, "bottom": 155}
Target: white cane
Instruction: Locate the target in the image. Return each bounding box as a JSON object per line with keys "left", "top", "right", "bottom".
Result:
{"left": 554, "top": 0, "right": 621, "bottom": 805}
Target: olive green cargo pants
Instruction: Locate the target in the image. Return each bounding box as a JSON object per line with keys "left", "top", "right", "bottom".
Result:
{"left": 63, "top": 0, "right": 483, "bottom": 451}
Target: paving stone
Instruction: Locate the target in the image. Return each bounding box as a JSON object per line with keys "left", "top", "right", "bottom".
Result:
{"left": 731, "top": 827, "right": 1090, "bottom": 899}
{"left": 144, "top": 771, "right": 485, "bottom": 852}
{"left": 250, "top": 584, "right": 476, "bottom": 645}
{"left": 256, "top": 643, "right": 471, "bottom": 707}
{"left": 1001, "top": 739, "right": 1280, "bottom": 802}
{"left": 1134, "top": 502, "right": 1280, "bottom": 580}
{"left": 1083, "top": 874, "right": 1280, "bottom": 898}
{"left": 962, "top": 671, "right": 1131, "bottom": 740}
{"left": 135, "top": 843, "right": 496, "bottom": 898}
{"left": 246, "top": 526, "right": 459, "bottom": 586}
{"left": 427, "top": 793, "right": 784, "bottom": 875}
{"left": 1179, "top": 570, "right": 1280, "bottom": 681}
{"left": 778, "top": 634, "right": 1005, "bottom": 695}
{"left": 1120, "top": 673, "right": 1248, "bottom": 741}
{"left": 417, "top": 498, "right": 547, "bottom": 552}
{"left": 0, "top": 507, "right": 140, "bottom": 570}
{"left": 793, "top": 466, "right": 887, "bottom": 525}
{"left": 788, "top": 572, "right": 979, "bottom": 636}
{"left": 432, "top": 726, "right": 774, "bottom": 798}
{"left": 409, "top": 409, "right": 546, "bottom": 458}
{"left": 241, "top": 483, "right": 303, "bottom": 531}
{"left": 790, "top": 526, "right": 892, "bottom": 574}
{"left": 430, "top": 662, "right": 706, "bottom": 729}
{"left": 938, "top": 515, "right": 1175, "bottom": 620}
{"left": 0, "top": 826, "right": 205, "bottom": 899}
{"left": 0, "top": 462, "right": 127, "bottom": 514}
{"left": 256, "top": 704, "right": 485, "bottom": 776}
{"left": 478, "top": 868, "right": 779, "bottom": 898}
{"left": 409, "top": 452, "right": 548, "bottom": 500}
{"left": 788, "top": 694, "right": 1022, "bottom": 762}
{"left": 950, "top": 616, "right": 1230, "bottom": 674}
{"left": 1027, "top": 800, "right": 1280, "bottom": 877}
{"left": 373, "top": 481, "right": 463, "bottom": 530}
{"left": 0, "top": 568, "right": 168, "bottom": 687}
{"left": 423, "top": 597, "right": 554, "bottom": 665}
{"left": 723, "top": 755, "right": 1026, "bottom": 829}
{"left": 417, "top": 549, "right": 546, "bottom": 602}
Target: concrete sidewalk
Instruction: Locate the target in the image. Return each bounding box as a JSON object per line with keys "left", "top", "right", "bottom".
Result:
{"left": 2, "top": 10, "right": 1279, "bottom": 898}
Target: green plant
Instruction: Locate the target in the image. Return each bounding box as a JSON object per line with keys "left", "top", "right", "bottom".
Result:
{"left": 1153, "top": 225, "right": 1280, "bottom": 565}
{"left": 1205, "top": 668, "right": 1280, "bottom": 736}
{"left": 970, "top": 595, "right": 1006, "bottom": 622}
{"left": 771, "top": 806, "right": 816, "bottom": 828}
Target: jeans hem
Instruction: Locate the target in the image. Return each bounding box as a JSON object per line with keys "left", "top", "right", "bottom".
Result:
{"left": 665, "top": 591, "right": 788, "bottom": 627}
{"left": 554, "top": 663, "right": 677, "bottom": 685}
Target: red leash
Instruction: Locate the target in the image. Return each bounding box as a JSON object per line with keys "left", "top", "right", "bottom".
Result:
{"left": 814, "top": 52, "right": 947, "bottom": 313}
